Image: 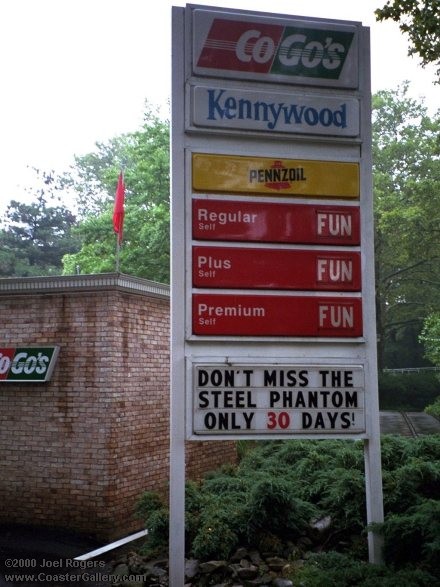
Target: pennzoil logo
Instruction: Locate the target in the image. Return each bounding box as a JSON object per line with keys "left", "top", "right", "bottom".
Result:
{"left": 197, "top": 19, "right": 355, "bottom": 80}
{"left": 249, "top": 160, "right": 307, "bottom": 191}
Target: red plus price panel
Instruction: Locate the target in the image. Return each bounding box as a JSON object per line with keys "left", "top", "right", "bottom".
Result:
{"left": 191, "top": 154, "right": 362, "bottom": 338}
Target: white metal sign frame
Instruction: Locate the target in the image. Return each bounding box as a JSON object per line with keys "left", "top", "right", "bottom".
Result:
{"left": 171, "top": 4, "right": 384, "bottom": 583}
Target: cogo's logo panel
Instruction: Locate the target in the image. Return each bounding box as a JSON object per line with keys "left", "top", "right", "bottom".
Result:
{"left": 193, "top": 12, "right": 358, "bottom": 87}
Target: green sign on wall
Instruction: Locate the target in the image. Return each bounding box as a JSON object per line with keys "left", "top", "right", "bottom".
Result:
{"left": 0, "top": 346, "right": 59, "bottom": 382}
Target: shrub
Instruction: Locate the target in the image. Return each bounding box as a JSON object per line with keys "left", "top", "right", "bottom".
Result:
{"left": 188, "top": 474, "right": 250, "bottom": 559}
{"left": 135, "top": 492, "right": 169, "bottom": 557}
{"left": 380, "top": 500, "right": 440, "bottom": 576}
{"left": 135, "top": 436, "right": 440, "bottom": 580}
{"left": 292, "top": 551, "right": 436, "bottom": 586}
{"left": 246, "top": 476, "right": 318, "bottom": 539}
{"left": 379, "top": 371, "right": 440, "bottom": 410}
{"left": 312, "top": 466, "right": 366, "bottom": 532}
{"left": 190, "top": 505, "right": 239, "bottom": 560}
{"left": 382, "top": 459, "right": 440, "bottom": 513}
{"left": 425, "top": 396, "right": 440, "bottom": 419}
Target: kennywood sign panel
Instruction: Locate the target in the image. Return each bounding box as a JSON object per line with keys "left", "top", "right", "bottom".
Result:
{"left": 190, "top": 85, "right": 360, "bottom": 136}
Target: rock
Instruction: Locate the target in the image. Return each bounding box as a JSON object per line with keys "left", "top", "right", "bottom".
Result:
{"left": 272, "top": 579, "right": 294, "bottom": 587}
{"left": 236, "top": 563, "right": 259, "bottom": 580}
{"left": 249, "top": 549, "right": 263, "bottom": 565}
{"left": 199, "top": 560, "right": 228, "bottom": 574}
{"left": 230, "top": 546, "right": 250, "bottom": 561}
{"left": 151, "top": 558, "right": 168, "bottom": 569}
{"left": 244, "top": 579, "right": 271, "bottom": 587}
{"left": 266, "top": 557, "right": 288, "bottom": 572}
{"left": 147, "top": 565, "right": 167, "bottom": 578}
{"left": 127, "top": 551, "right": 148, "bottom": 573}
{"left": 310, "top": 515, "right": 332, "bottom": 532}
{"left": 109, "top": 540, "right": 314, "bottom": 586}
{"left": 185, "top": 558, "right": 199, "bottom": 579}
{"left": 113, "top": 562, "right": 130, "bottom": 577}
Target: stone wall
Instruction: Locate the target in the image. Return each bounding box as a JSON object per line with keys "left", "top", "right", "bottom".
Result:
{"left": 0, "top": 275, "right": 236, "bottom": 540}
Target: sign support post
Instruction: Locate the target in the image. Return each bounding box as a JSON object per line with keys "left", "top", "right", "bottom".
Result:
{"left": 170, "top": 6, "right": 186, "bottom": 584}
{"left": 360, "top": 26, "right": 384, "bottom": 561}
{"left": 171, "top": 4, "right": 384, "bottom": 581}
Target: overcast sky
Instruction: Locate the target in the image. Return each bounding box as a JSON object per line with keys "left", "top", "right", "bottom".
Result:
{"left": 0, "top": 0, "right": 438, "bottom": 213}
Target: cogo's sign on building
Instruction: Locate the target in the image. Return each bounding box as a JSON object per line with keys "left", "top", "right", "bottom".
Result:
{"left": 0, "top": 346, "right": 59, "bottom": 382}
{"left": 193, "top": 10, "right": 358, "bottom": 87}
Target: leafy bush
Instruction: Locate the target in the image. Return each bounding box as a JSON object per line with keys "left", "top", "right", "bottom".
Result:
{"left": 190, "top": 504, "right": 240, "bottom": 560}
{"left": 136, "top": 436, "right": 440, "bottom": 580}
{"left": 425, "top": 396, "right": 440, "bottom": 419}
{"left": 379, "top": 371, "right": 440, "bottom": 410}
{"left": 136, "top": 491, "right": 169, "bottom": 557}
{"left": 246, "top": 476, "right": 318, "bottom": 539}
{"left": 188, "top": 474, "right": 250, "bottom": 559}
{"left": 380, "top": 499, "right": 440, "bottom": 575}
{"left": 293, "top": 551, "right": 436, "bottom": 586}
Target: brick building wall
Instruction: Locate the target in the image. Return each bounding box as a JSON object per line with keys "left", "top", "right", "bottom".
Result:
{"left": 0, "top": 274, "right": 236, "bottom": 540}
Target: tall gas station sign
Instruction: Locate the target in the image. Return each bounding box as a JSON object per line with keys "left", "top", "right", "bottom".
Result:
{"left": 171, "top": 4, "right": 383, "bottom": 580}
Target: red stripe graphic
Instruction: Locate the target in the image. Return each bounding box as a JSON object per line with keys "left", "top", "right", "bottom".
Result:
{"left": 197, "top": 19, "right": 284, "bottom": 73}
{"left": 0, "top": 348, "right": 16, "bottom": 380}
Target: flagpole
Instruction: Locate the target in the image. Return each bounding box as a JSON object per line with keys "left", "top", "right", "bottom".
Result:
{"left": 115, "top": 238, "right": 120, "bottom": 273}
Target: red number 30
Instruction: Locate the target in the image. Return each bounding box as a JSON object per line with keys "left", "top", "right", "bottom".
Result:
{"left": 267, "top": 411, "right": 291, "bottom": 429}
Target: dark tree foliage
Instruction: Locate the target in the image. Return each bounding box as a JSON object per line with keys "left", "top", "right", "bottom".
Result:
{"left": 375, "top": 0, "right": 440, "bottom": 81}
{"left": 372, "top": 84, "right": 440, "bottom": 369}
{"left": 0, "top": 170, "right": 79, "bottom": 277}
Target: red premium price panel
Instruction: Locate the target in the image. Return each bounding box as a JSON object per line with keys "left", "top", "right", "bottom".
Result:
{"left": 193, "top": 246, "right": 361, "bottom": 291}
{"left": 193, "top": 293, "right": 363, "bottom": 337}
{"left": 193, "top": 199, "right": 360, "bottom": 245}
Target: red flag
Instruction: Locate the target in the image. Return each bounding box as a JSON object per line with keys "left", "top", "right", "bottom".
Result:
{"left": 113, "top": 172, "right": 125, "bottom": 244}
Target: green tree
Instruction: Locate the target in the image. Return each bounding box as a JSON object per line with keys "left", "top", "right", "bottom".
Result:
{"left": 373, "top": 84, "right": 440, "bottom": 369}
{"left": 420, "top": 313, "right": 440, "bottom": 367}
{"left": 0, "top": 170, "right": 79, "bottom": 277}
{"left": 375, "top": 0, "right": 440, "bottom": 81}
{"left": 62, "top": 103, "right": 170, "bottom": 282}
